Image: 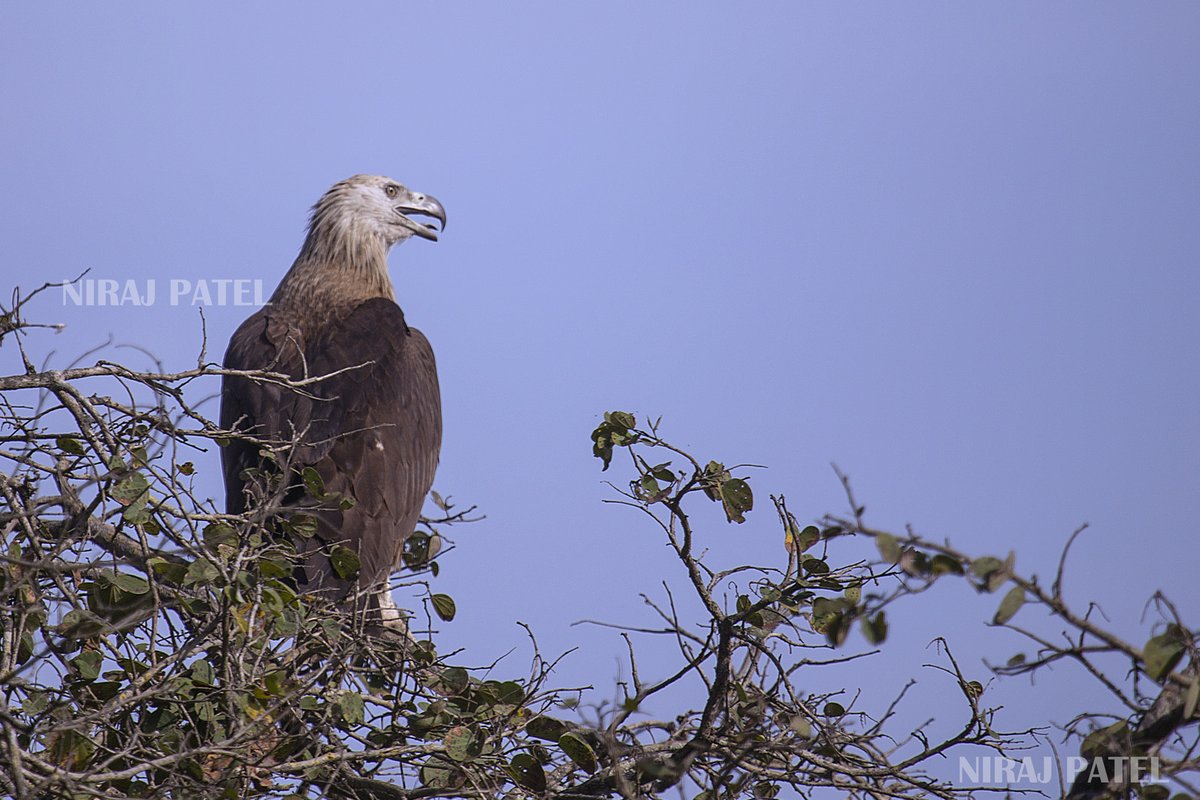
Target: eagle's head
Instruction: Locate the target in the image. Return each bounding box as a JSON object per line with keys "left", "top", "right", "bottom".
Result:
{"left": 310, "top": 174, "right": 447, "bottom": 248}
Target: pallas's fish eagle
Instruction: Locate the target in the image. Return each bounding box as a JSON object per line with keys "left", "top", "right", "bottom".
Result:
{"left": 220, "top": 175, "right": 445, "bottom": 629}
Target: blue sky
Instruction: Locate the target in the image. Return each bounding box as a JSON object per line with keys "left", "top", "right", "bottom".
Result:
{"left": 3, "top": 3, "right": 1198, "bottom": 786}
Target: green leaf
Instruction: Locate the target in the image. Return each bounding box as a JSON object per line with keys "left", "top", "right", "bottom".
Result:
{"left": 823, "top": 702, "right": 845, "bottom": 717}
{"left": 202, "top": 523, "right": 239, "bottom": 553}
{"left": 259, "top": 554, "right": 293, "bottom": 580}
{"left": 72, "top": 650, "right": 103, "bottom": 681}
{"left": 829, "top": 614, "right": 852, "bottom": 647}
{"left": 190, "top": 659, "right": 214, "bottom": 685}
{"left": 719, "top": 477, "right": 753, "bottom": 523}
{"left": 811, "top": 597, "right": 854, "bottom": 646}
{"left": 809, "top": 599, "right": 837, "bottom": 631}
{"left": 177, "top": 461, "right": 195, "bottom": 476}
{"left": 338, "top": 691, "right": 365, "bottom": 725}
{"left": 507, "top": 753, "right": 547, "bottom": 792}
{"left": 110, "top": 571, "right": 150, "bottom": 595}
{"left": 899, "top": 549, "right": 930, "bottom": 577}
{"left": 58, "top": 609, "right": 107, "bottom": 639}
{"left": 993, "top": 551, "right": 1017, "bottom": 592}
{"left": 122, "top": 502, "right": 151, "bottom": 525}
{"left": 183, "top": 558, "right": 221, "bottom": 586}
{"left": 993, "top": 586, "right": 1025, "bottom": 625}
{"left": 492, "top": 680, "right": 524, "bottom": 706}
{"left": 526, "top": 715, "right": 569, "bottom": 742}
{"left": 702, "top": 461, "right": 728, "bottom": 501}
{"left": 420, "top": 757, "right": 461, "bottom": 789}
{"left": 931, "top": 554, "right": 965, "bottom": 576}
{"left": 21, "top": 690, "right": 48, "bottom": 716}
{"left": 403, "top": 532, "right": 433, "bottom": 569}
{"left": 130, "top": 445, "right": 149, "bottom": 466}
{"left": 444, "top": 726, "right": 480, "bottom": 763}
{"left": 558, "top": 731, "right": 598, "bottom": 773}
{"left": 590, "top": 411, "right": 637, "bottom": 470}
{"left": 88, "top": 681, "right": 122, "bottom": 702}
{"left": 111, "top": 471, "right": 150, "bottom": 504}
{"left": 875, "top": 533, "right": 901, "bottom": 563}
{"left": 264, "top": 671, "right": 288, "bottom": 697}
{"left": 1144, "top": 625, "right": 1187, "bottom": 683}
{"left": 437, "top": 666, "right": 470, "bottom": 695}
{"left": 1184, "top": 676, "right": 1200, "bottom": 722}
{"left": 320, "top": 618, "right": 343, "bottom": 642}
{"left": 606, "top": 410, "right": 636, "bottom": 428}
{"left": 787, "top": 714, "right": 812, "bottom": 738}
{"left": 56, "top": 436, "right": 85, "bottom": 456}
{"left": 285, "top": 514, "right": 319, "bottom": 539}
{"left": 792, "top": 524, "right": 820, "bottom": 553}
{"left": 301, "top": 466, "right": 325, "bottom": 499}
{"left": 148, "top": 557, "right": 187, "bottom": 585}
{"left": 861, "top": 611, "right": 887, "bottom": 645}
{"left": 119, "top": 476, "right": 153, "bottom": 523}
{"left": 636, "top": 473, "right": 663, "bottom": 502}
{"left": 431, "top": 593, "right": 456, "bottom": 622}
{"left": 50, "top": 729, "right": 96, "bottom": 767}
{"left": 649, "top": 461, "right": 675, "bottom": 482}
{"left": 843, "top": 585, "right": 861, "bottom": 604}
{"left": 330, "top": 546, "right": 360, "bottom": 581}
{"left": 802, "top": 557, "right": 830, "bottom": 575}
{"left": 970, "top": 554, "right": 1011, "bottom": 592}
{"left": 752, "top": 781, "right": 780, "bottom": 799}
{"left": 970, "top": 556, "right": 1003, "bottom": 578}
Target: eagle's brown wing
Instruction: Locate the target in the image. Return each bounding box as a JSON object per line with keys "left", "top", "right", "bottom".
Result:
{"left": 220, "top": 297, "right": 441, "bottom": 601}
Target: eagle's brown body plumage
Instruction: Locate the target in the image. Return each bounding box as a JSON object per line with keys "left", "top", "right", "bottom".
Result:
{"left": 220, "top": 175, "right": 445, "bottom": 622}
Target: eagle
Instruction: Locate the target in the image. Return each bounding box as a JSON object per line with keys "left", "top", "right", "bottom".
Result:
{"left": 220, "top": 174, "right": 445, "bottom": 630}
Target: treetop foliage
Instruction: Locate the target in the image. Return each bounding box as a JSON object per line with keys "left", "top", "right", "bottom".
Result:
{"left": 0, "top": 282, "right": 1195, "bottom": 799}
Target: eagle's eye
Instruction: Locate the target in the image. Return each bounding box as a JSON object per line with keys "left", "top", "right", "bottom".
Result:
{"left": 385, "top": 184, "right": 399, "bottom": 198}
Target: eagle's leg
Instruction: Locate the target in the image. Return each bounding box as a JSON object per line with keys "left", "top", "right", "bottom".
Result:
{"left": 371, "top": 586, "right": 414, "bottom": 640}
{"left": 374, "top": 587, "right": 408, "bottom": 633}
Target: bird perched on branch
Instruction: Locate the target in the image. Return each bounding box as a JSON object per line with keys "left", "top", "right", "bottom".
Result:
{"left": 220, "top": 174, "right": 445, "bottom": 631}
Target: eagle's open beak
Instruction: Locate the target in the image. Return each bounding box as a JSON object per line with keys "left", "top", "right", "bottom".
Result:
{"left": 396, "top": 191, "right": 446, "bottom": 241}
